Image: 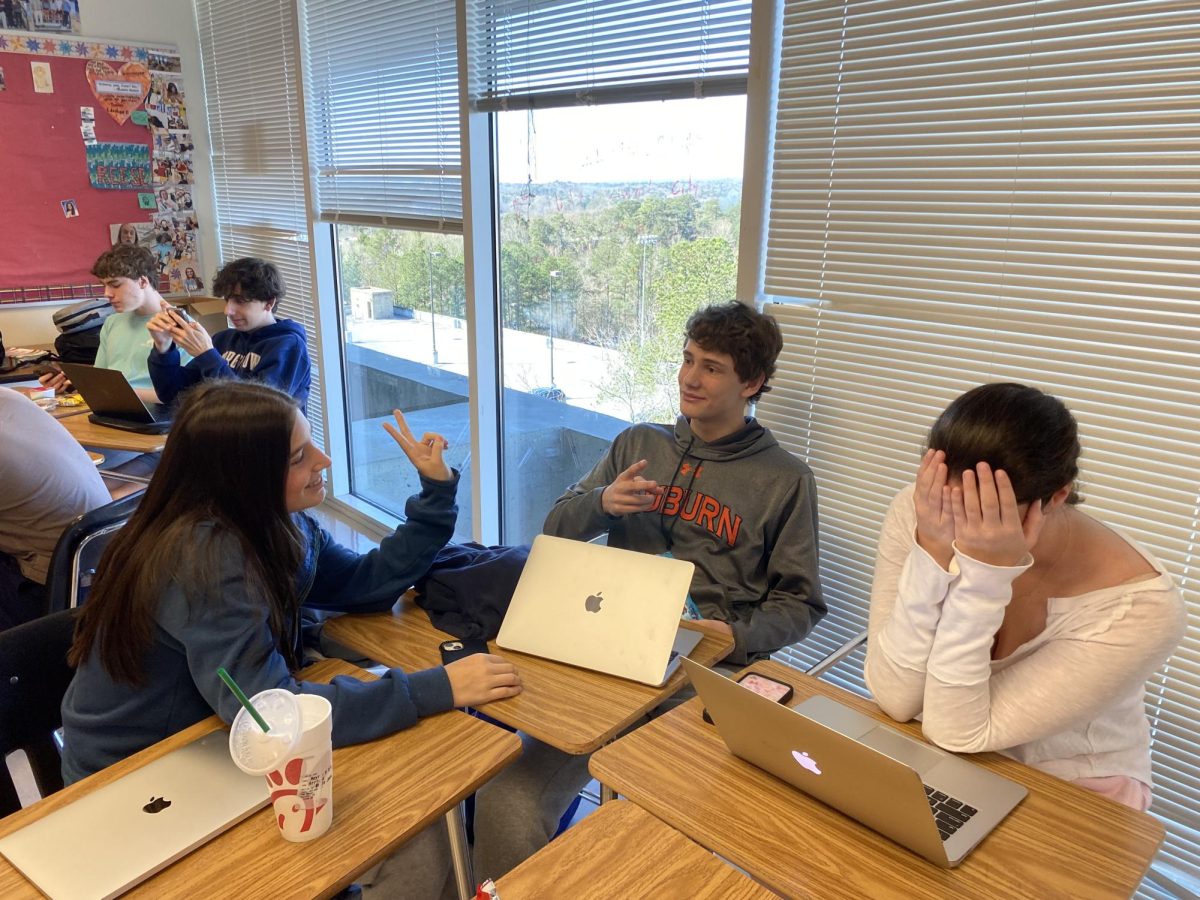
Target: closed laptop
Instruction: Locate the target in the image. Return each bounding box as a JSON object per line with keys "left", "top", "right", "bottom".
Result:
{"left": 0, "top": 731, "right": 267, "bottom": 899}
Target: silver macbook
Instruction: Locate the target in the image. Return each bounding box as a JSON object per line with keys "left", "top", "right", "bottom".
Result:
{"left": 683, "top": 658, "right": 1027, "bottom": 867}
{"left": 497, "top": 534, "right": 702, "bottom": 686}
{"left": 58, "top": 362, "right": 171, "bottom": 434}
{"left": 0, "top": 731, "right": 268, "bottom": 899}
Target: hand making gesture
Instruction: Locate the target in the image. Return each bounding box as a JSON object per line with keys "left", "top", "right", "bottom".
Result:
{"left": 382, "top": 409, "right": 453, "bottom": 483}
{"left": 601, "top": 458, "right": 663, "bottom": 516}
{"left": 951, "top": 462, "right": 1045, "bottom": 567}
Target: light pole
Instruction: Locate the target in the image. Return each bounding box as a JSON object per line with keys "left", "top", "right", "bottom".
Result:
{"left": 637, "top": 234, "right": 658, "bottom": 345}
{"left": 548, "top": 270, "right": 560, "bottom": 387}
{"left": 427, "top": 249, "right": 442, "bottom": 365}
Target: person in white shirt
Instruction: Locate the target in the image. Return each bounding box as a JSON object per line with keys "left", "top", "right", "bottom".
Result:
{"left": 866, "top": 382, "right": 1185, "bottom": 811}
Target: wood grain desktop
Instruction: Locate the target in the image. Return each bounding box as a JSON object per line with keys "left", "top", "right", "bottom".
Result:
{"left": 57, "top": 409, "right": 168, "bottom": 453}
{"left": 0, "top": 659, "right": 521, "bottom": 900}
{"left": 590, "top": 660, "right": 1164, "bottom": 900}
{"left": 324, "top": 593, "right": 735, "bottom": 754}
{"left": 496, "top": 800, "right": 780, "bottom": 899}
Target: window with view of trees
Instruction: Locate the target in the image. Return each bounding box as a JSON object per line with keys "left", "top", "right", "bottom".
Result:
{"left": 334, "top": 228, "right": 471, "bottom": 539}
{"left": 494, "top": 97, "right": 746, "bottom": 541}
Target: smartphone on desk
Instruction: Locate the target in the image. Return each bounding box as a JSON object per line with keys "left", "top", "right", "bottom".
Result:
{"left": 702, "top": 671, "right": 794, "bottom": 725}
{"left": 439, "top": 638, "right": 490, "bottom": 665}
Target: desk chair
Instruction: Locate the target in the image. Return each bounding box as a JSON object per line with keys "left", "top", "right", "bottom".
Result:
{"left": 0, "top": 609, "right": 77, "bottom": 816}
{"left": 43, "top": 490, "right": 145, "bottom": 615}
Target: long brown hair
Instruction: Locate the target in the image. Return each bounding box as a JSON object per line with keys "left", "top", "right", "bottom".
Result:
{"left": 70, "top": 381, "right": 305, "bottom": 683}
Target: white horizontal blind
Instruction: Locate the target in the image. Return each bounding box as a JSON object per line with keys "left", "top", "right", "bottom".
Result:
{"left": 304, "top": 0, "right": 463, "bottom": 230}
{"left": 758, "top": 2, "right": 1200, "bottom": 892}
{"left": 196, "top": 0, "right": 323, "bottom": 448}
{"left": 468, "top": 0, "right": 753, "bottom": 110}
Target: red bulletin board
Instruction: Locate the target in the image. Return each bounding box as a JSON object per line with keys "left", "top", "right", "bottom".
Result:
{"left": 0, "top": 36, "right": 174, "bottom": 293}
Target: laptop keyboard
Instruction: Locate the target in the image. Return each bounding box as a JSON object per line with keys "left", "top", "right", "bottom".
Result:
{"left": 924, "top": 785, "right": 978, "bottom": 841}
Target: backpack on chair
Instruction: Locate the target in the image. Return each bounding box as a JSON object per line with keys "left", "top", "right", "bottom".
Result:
{"left": 52, "top": 298, "right": 113, "bottom": 365}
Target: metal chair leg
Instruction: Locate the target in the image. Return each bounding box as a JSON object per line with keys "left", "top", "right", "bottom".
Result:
{"left": 445, "top": 802, "right": 475, "bottom": 900}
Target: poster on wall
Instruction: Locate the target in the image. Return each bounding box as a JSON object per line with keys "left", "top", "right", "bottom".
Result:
{"left": 86, "top": 142, "right": 151, "bottom": 189}
{"left": 0, "top": 1, "right": 81, "bottom": 34}
{"left": 85, "top": 59, "right": 151, "bottom": 124}
{"left": 0, "top": 32, "right": 204, "bottom": 302}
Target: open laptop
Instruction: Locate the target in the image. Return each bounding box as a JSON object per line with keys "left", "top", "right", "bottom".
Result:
{"left": 682, "top": 658, "right": 1027, "bottom": 867}
{"left": 0, "top": 731, "right": 267, "bottom": 899}
{"left": 59, "top": 362, "right": 171, "bottom": 434}
{"left": 497, "top": 534, "right": 703, "bottom": 686}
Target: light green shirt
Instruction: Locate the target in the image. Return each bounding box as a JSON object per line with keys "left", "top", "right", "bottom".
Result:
{"left": 95, "top": 312, "right": 190, "bottom": 392}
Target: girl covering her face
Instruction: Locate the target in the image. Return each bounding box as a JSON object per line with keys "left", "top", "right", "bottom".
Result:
{"left": 865, "top": 383, "right": 1184, "bottom": 811}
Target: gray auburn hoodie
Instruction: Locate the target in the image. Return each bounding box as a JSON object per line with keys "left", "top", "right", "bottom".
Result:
{"left": 543, "top": 416, "right": 824, "bottom": 664}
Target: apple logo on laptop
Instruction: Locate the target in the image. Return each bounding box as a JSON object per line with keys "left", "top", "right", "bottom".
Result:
{"left": 792, "top": 751, "right": 822, "bottom": 775}
{"left": 143, "top": 796, "right": 172, "bottom": 814}
{"left": 584, "top": 591, "right": 604, "bottom": 613}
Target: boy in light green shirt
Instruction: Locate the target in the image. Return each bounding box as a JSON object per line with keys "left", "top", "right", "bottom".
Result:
{"left": 42, "top": 245, "right": 189, "bottom": 403}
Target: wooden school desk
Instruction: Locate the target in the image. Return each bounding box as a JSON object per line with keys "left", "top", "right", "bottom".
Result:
{"left": 324, "top": 593, "right": 735, "bottom": 755}
{"left": 495, "top": 799, "right": 781, "bottom": 899}
{"left": 56, "top": 409, "right": 168, "bottom": 453}
{"left": 0, "top": 659, "right": 522, "bottom": 900}
{"left": 590, "top": 660, "right": 1164, "bottom": 900}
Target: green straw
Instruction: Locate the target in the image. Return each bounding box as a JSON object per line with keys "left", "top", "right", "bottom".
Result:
{"left": 217, "top": 667, "right": 271, "bottom": 733}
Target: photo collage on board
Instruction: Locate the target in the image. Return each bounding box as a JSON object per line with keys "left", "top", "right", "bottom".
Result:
{"left": 143, "top": 52, "right": 201, "bottom": 294}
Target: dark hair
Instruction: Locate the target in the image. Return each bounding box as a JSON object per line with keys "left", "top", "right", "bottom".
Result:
{"left": 684, "top": 302, "right": 783, "bottom": 402}
{"left": 70, "top": 381, "right": 305, "bottom": 683}
{"left": 92, "top": 244, "right": 157, "bottom": 282}
{"left": 928, "top": 383, "right": 1082, "bottom": 506}
{"left": 213, "top": 257, "right": 286, "bottom": 305}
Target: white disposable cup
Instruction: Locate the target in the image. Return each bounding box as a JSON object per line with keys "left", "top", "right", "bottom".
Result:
{"left": 229, "top": 691, "right": 334, "bottom": 842}
{"left": 265, "top": 694, "right": 334, "bottom": 842}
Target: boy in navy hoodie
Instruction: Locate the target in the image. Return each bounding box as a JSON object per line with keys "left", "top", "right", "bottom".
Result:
{"left": 146, "top": 257, "right": 312, "bottom": 412}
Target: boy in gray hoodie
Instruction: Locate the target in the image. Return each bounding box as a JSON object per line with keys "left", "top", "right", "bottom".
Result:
{"left": 543, "top": 301, "right": 823, "bottom": 664}
{"left": 474, "top": 301, "right": 825, "bottom": 881}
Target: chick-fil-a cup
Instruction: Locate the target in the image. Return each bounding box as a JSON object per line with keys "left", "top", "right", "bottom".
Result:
{"left": 229, "top": 690, "right": 334, "bottom": 842}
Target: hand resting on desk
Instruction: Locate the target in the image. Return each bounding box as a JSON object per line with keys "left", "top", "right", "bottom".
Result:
{"left": 445, "top": 653, "right": 522, "bottom": 707}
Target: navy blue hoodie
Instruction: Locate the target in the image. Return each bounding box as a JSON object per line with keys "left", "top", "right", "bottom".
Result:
{"left": 148, "top": 319, "right": 311, "bottom": 412}
{"left": 61, "top": 472, "right": 459, "bottom": 784}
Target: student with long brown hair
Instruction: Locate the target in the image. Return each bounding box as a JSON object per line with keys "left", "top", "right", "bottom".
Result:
{"left": 62, "top": 380, "right": 521, "bottom": 785}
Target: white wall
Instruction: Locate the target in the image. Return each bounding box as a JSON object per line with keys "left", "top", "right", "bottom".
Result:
{"left": 0, "top": 0, "right": 214, "bottom": 346}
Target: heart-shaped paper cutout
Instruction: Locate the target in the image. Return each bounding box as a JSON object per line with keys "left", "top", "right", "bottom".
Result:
{"left": 85, "top": 61, "right": 151, "bottom": 125}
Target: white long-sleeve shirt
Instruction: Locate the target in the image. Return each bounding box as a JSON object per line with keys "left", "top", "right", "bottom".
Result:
{"left": 866, "top": 485, "right": 1185, "bottom": 800}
